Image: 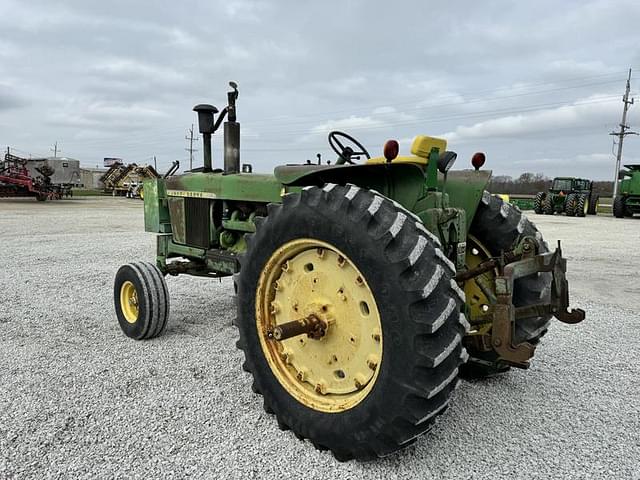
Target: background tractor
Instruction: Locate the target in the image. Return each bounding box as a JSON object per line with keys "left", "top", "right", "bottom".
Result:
{"left": 613, "top": 165, "right": 640, "bottom": 218}
{"left": 534, "top": 177, "right": 598, "bottom": 217}
{"left": 113, "top": 83, "right": 584, "bottom": 461}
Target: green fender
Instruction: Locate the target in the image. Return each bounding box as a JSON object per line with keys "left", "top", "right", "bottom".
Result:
{"left": 440, "top": 170, "right": 492, "bottom": 232}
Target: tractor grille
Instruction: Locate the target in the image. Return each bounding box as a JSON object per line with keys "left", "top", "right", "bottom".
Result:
{"left": 184, "top": 198, "right": 210, "bottom": 249}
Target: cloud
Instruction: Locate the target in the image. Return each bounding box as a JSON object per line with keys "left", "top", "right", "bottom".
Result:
{"left": 439, "top": 94, "right": 620, "bottom": 144}
{"left": 0, "top": 0, "right": 638, "bottom": 177}
{"left": 310, "top": 115, "right": 384, "bottom": 135}
{"left": 0, "top": 85, "right": 27, "bottom": 111}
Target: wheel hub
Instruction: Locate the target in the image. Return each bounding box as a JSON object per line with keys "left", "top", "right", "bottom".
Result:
{"left": 256, "top": 239, "right": 383, "bottom": 412}
{"left": 120, "top": 280, "right": 139, "bottom": 324}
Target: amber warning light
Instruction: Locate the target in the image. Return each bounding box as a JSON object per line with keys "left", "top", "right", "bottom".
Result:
{"left": 472, "top": 152, "right": 486, "bottom": 170}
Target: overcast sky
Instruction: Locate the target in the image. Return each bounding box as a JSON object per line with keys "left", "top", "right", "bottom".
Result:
{"left": 1, "top": 0, "right": 640, "bottom": 180}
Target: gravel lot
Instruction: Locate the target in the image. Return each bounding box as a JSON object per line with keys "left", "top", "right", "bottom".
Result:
{"left": 1, "top": 197, "right": 638, "bottom": 479}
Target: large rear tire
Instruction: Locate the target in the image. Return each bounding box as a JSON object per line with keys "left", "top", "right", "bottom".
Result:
{"left": 587, "top": 194, "right": 599, "bottom": 215}
{"left": 613, "top": 196, "right": 626, "bottom": 218}
{"left": 576, "top": 194, "right": 588, "bottom": 217}
{"left": 542, "top": 194, "right": 554, "bottom": 215}
{"left": 564, "top": 194, "right": 577, "bottom": 217}
{"left": 533, "top": 192, "right": 545, "bottom": 214}
{"left": 235, "top": 184, "right": 468, "bottom": 460}
{"left": 461, "top": 192, "right": 551, "bottom": 378}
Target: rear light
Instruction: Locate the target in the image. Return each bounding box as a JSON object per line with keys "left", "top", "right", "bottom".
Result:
{"left": 471, "top": 152, "right": 486, "bottom": 170}
{"left": 383, "top": 140, "right": 399, "bottom": 162}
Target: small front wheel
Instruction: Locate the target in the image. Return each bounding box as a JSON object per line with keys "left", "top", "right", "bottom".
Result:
{"left": 114, "top": 262, "right": 170, "bottom": 339}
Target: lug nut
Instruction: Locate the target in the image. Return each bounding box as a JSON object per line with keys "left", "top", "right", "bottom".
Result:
{"left": 270, "top": 301, "right": 279, "bottom": 314}
{"left": 367, "top": 355, "right": 378, "bottom": 371}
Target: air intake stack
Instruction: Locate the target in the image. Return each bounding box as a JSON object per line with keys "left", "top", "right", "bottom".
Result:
{"left": 193, "top": 103, "right": 218, "bottom": 172}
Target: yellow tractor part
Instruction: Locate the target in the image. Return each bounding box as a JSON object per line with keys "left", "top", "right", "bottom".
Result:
{"left": 463, "top": 235, "right": 496, "bottom": 327}
{"left": 255, "top": 238, "right": 383, "bottom": 413}
{"left": 366, "top": 135, "right": 447, "bottom": 165}
{"left": 119, "top": 280, "right": 139, "bottom": 324}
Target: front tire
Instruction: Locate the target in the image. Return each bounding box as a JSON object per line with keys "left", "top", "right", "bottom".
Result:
{"left": 114, "top": 262, "right": 170, "bottom": 339}
{"left": 235, "top": 184, "right": 468, "bottom": 460}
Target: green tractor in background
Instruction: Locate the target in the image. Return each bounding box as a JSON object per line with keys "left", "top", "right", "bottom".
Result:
{"left": 113, "top": 83, "right": 584, "bottom": 461}
{"left": 613, "top": 165, "right": 640, "bottom": 218}
{"left": 534, "top": 177, "right": 598, "bottom": 217}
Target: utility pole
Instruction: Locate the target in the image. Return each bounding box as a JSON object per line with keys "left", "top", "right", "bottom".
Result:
{"left": 610, "top": 69, "right": 637, "bottom": 198}
{"left": 153, "top": 155, "right": 157, "bottom": 170}
{"left": 50, "top": 142, "right": 61, "bottom": 158}
{"left": 185, "top": 124, "right": 198, "bottom": 171}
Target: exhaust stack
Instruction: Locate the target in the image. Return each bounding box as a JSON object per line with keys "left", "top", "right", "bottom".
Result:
{"left": 224, "top": 82, "right": 240, "bottom": 174}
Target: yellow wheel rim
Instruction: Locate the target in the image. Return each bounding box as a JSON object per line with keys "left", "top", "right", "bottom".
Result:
{"left": 583, "top": 198, "right": 589, "bottom": 215}
{"left": 463, "top": 235, "right": 495, "bottom": 324}
{"left": 256, "top": 239, "right": 383, "bottom": 413}
{"left": 139, "top": 188, "right": 144, "bottom": 200}
{"left": 120, "top": 280, "right": 139, "bottom": 324}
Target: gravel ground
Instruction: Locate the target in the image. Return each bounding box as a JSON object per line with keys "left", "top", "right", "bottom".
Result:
{"left": 0, "top": 197, "right": 638, "bottom": 479}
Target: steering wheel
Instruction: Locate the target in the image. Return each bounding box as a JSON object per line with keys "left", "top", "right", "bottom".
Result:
{"left": 328, "top": 131, "right": 371, "bottom": 164}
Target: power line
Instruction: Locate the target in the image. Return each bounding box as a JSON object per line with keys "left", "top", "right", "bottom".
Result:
{"left": 242, "top": 76, "right": 626, "bottom": 128}
{"left": 57, "top": 93, "right": 621, "bottom": 152}
{"left": 53, "top": 70, "right": 628, "bottom": 150}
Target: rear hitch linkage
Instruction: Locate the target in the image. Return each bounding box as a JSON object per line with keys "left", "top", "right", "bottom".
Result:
{"left": 457, "top": 237, "right": 585, "bottom": 369}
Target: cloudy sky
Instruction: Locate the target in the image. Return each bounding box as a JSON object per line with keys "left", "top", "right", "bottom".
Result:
{"left": 1, "top": 0, "right": 640, "bottom": 180}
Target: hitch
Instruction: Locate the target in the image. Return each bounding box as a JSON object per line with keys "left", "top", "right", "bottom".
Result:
{"left": 462, "top": 239, "right": 585, "bottom": 369}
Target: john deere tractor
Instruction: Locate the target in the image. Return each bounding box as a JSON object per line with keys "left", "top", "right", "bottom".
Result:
{"left": 534, "top": 177, "right": 598, "bottom": 217}
{"left": 613, "top": 164, "right": 640, "bottom": 218}
{"left": 113, "top": 83, "right": 584, "bottom": 461}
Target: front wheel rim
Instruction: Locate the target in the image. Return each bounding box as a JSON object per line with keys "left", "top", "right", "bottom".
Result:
{"left": 255, "top": 238, "right": 383, "bottom": 413}
{"left": 120, "top": 281, "right": 139, "bottom": 323}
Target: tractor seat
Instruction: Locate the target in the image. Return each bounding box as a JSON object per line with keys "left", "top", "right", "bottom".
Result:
{"left": 366, "top": 135, "right": 447, "bottom": 165}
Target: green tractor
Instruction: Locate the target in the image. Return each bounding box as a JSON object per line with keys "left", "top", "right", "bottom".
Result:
{"left": 113, "top": 83, "right": 585, "bottom": 461}
{"left": 534, "top": 177, "right": 598, "bottom": 217}
{"left": 613, "top": 165, "right": 640, "bottom": 218}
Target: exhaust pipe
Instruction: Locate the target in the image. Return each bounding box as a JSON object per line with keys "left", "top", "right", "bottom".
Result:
{"left": 224, "top": 82, "right": 240, "bottom": 174}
